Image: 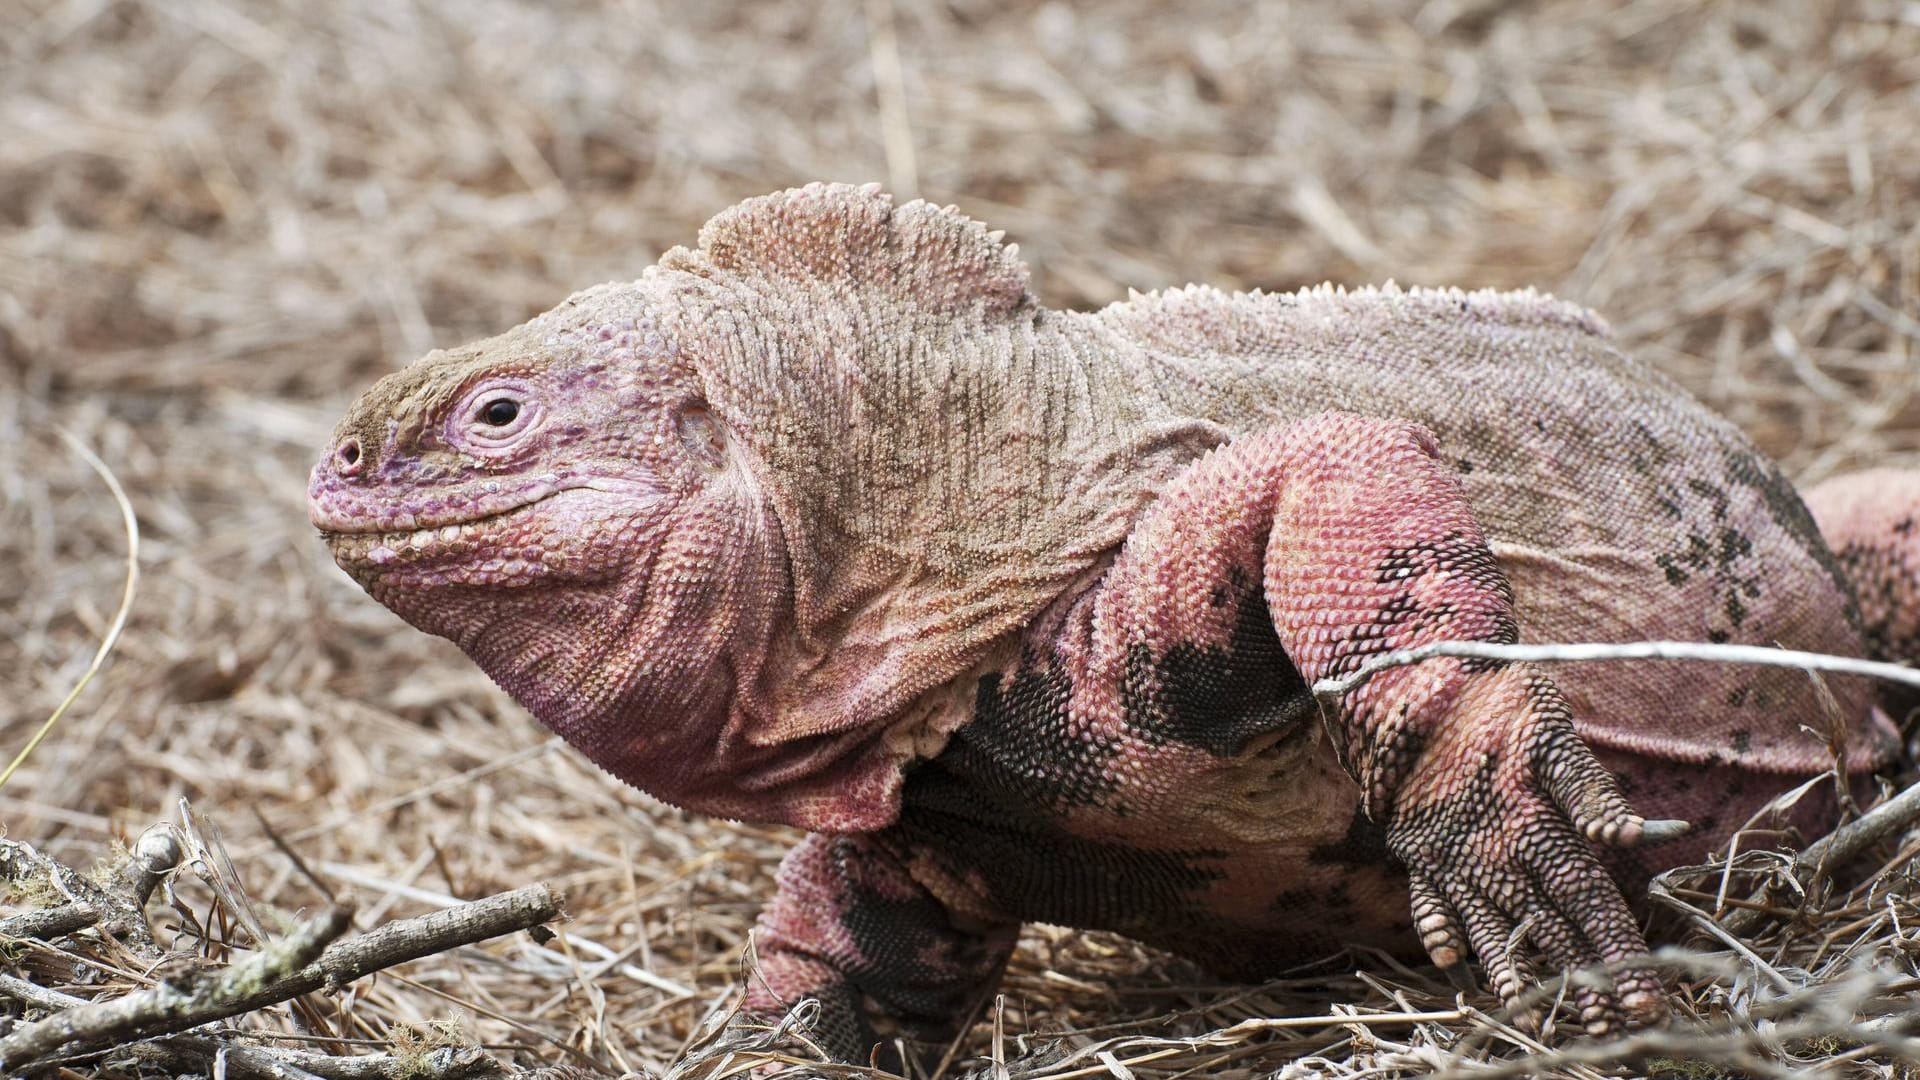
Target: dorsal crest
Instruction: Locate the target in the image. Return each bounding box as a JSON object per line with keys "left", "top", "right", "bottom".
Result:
{"left": 665, "top": 182, "right": 1034, "bottom": 318}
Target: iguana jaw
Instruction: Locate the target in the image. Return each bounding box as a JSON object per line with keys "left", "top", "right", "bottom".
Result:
{"left": 315, "top": 479, "right": 659, "bottom": 579}
{"left": 315, "top": 491, "right": 557, "bottom": 583}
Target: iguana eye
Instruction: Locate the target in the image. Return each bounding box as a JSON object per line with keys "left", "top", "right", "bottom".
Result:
{"left": 450, "top": 380, "right": 540, "bottom": 452}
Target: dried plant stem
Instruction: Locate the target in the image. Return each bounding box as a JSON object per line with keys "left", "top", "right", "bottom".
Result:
{"left": 1717, "top": 778, "right": 1920, "bottom": 938}
{"left": 0, "top": 884, "right": 563, "bottom": 1071}
{"left": 0, "top": 974, "right": 86, "bottom": 1013}
{"left": 1312, "top": 638, "right": 1920, "bottom": 701}
{"left": 0, "top": 900, "right": 101, "bottom": 941}
{"left": 128, "top": 1036, "right": 506, "bottom": 1080}
{"left": 0, "top": 904, "right": 353, "bottom": 1070}
{"left": 0, "top": 428, "right": 141, "bottom": 793}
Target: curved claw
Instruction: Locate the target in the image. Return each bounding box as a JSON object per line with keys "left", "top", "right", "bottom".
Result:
{"left": 1443, "top": 960, "right": 1477, "bottom": 992}
{"left": 1635, "top": 818, "right": 1692, "bottom": 845}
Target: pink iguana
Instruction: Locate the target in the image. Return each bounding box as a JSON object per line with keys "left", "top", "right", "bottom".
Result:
{"left": 309, "top": 184, "right": 1920, "bottom": 1062}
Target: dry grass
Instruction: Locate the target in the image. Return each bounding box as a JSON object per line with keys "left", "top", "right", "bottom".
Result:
{"left": 3, "top": 0, "right": 1919, "bottom": 1076}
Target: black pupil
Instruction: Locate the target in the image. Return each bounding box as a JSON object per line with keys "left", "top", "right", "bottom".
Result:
{"left": 481, "top": 399, "right": 520, "bottom": 426}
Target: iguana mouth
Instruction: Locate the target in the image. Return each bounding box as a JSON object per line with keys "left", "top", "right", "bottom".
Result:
{"left": 314, "top": 476, "right": 665, "bottom": 579}
{"left": 310, "top": 477, "right": 568, "bottom": 536}
{"left": 318, "top": 493, "right": 560, "bottom": 572}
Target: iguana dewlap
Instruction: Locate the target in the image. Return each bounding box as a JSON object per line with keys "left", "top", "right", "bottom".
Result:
{"left": 308, "top": 184, "right": 1918, "bottom": 1059}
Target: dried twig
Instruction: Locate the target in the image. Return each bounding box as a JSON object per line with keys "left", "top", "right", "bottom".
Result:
{"left": 1717, "top": 778, "right": 1920, "bottom": 938}
{"left": 0, "top": 883, "right": 564, "bottom": 1071}
{"left": 1313, "top": 638, "right": 1920, "bottom": 702}
{"left": 121, "top": 1036, "right": 506, "bottom": 1080}
{"left": 0, "top": 904, "right": 354, "bottom": 1069}
{"left": 0, "top": 901, "right": 100, "bottom": 942}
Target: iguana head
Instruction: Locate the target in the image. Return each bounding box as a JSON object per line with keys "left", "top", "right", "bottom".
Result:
{"left": 309, "top": 183, "right": 1190, "bottom": 829}
{"left": 309, "top": 276, "right": 815, "bottom": 817}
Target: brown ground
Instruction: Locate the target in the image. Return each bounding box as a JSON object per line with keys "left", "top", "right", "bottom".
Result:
{"left": 4, "top": 1, "right": 1920, "bottom": 1077}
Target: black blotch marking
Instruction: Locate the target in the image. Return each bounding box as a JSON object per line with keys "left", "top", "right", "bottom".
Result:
{"left": 1727, "top": 452, "right": 1857, "bottom": 616}
{"left": 1655, "top": 554, "right": 1689, "bottom": 586}
{"left": 896, "top": 756, "right": 1230, "bottom": 940}
{"left": 1896, "top": 517, "right": 1915, "bottom": 536}
{"left": 967, "top": 664, "right": 1112, "bottom": 810}
{"left": 1688, "top": 479, "right": 1732, "bottom": 521}
{"left": 1126, "top": 587, "right": 1320, "bottom": 757}
{"left": 1309, "top": 806, "right": 1397, "bottom": 868}
{"left": 1708, "top": 628, "right": 1730, "bottom": 644}
{"left": 1717, "top": 527, "right": 1753, "bottom": 570}
{"left": 1627, "top": 420, "right": 1679, "bottom": 478}
{"left": 837, "top": 875, "right": 998, "bottom": 1027}
{"left": 1457, "top": 457, "right": 1474, "bottom": 474}
{"left": 1724, "top": 592, "right": 1748, "bottom": 628}
{"left": 1271, "top": 888, "right": 1316, "bottom": 914}
{"left": 1730, "top": 730, "right": 1752, "bottom": 754}
{"left": 1726, "top": 686, "right": 1750, "bottom": 708}
{"left": 1368, "top": 533, "right": 1517, "bottom": 671}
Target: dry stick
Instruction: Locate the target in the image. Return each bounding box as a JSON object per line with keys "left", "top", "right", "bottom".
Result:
{"left": 0, "top": 837, "right": 159, "bottom": 951}
{"left": 0, "top": 904, "right": 353, "bottom": 1070}
{"left": 0, "top": 901, "right": 100, "bottom": 941}
{"left": 0, "top": 883, "right": 564, "bottom": 1071}
{"left": 0, "top": 958, "right": 498, "bottom": 1080}
{"left": 0, "top": 973, "right": 86, "bottom": 1013}
{"left": 863, "top": 0, "right": 917, "bottom": 200}
{"left": 1718, "top": 779, "right": 1920, "bottom": 938}
{"left": 127, "top": 1036, "right": 504, "bottom": 1080}
{"left": 1311, "top": 638, "right": 1920, "bottom": 702}
{"left": 114, "top": 826, "right": 186, "bottom": 909}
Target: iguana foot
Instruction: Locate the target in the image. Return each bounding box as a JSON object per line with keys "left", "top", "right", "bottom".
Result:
{"left": 1388, "top": 666, "right": 1669, "bottom": 1033}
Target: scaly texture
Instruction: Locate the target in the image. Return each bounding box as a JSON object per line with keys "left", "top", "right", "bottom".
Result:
{"left": 309, "top": 184, "right": 1914, "bottom": 1063}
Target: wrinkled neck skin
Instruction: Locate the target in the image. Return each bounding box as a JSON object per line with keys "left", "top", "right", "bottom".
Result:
{"left": 358, "top": 473, "right": 879, "bottom": 827}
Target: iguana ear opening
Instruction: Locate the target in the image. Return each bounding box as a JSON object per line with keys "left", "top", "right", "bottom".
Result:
{"left": 665, "top": 182, "right": 1034, "bottom": 318}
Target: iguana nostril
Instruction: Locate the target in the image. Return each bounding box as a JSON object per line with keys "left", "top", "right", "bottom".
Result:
{"left": 335, "top": 437, "right": 363, "bottom": 475}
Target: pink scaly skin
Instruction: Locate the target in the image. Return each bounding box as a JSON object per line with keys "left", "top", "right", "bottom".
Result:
{"left": 1803, "top": 469, "right": 1920, "bottom": 723}
{"left": 311, "top": 184, "right": 1911, "bottom": 1065}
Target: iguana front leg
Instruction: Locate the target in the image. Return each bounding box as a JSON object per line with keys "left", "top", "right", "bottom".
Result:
{"left": 745, "top": 832, "right": 1017, "bottom": 1065}
{"left": 1118, "top": 412, "right": 1672, "bottom": 1032}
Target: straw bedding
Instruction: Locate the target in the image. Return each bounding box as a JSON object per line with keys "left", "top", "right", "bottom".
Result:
{"left": 3, "top": 0, "right": 1918, "bottom": 1075}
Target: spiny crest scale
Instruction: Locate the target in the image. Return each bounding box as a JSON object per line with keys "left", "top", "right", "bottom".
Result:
{"left": 666, "top": 182, "right": 1033, "bottom": 317}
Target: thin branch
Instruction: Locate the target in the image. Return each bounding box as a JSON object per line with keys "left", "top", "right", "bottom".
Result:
{"left": 0, "top": 883, "right": 564, "bottom": 1071}
{"left": 0, "top": 973, "right": 87, "bottom": 1013}
{"left": 863, "top": 0, "right": 918, "bottom": 199}
{"left": 1719, "top": 779, "right": 1920, "bottom": 938}
{"left": 0, "top": 904, "right": 353, "bottom": 1069}
{"left": 0, "top": 901, "right": 100, "bottom": 942}
{"left": 1312, "top": 638, "right": 1920, "bottom": 700}
{"left": 124, "top": 1036, "right": 506, "bottom": 1080}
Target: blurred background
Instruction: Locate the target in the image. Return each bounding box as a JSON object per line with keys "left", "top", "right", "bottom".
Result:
{"left": 2, "top": 0, "right": 1918, "bottom": 1075}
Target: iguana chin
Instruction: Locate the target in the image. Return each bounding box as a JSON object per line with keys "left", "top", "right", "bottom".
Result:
{"left": 309, "top": 183, "right": 1919, "bottom": 1060}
